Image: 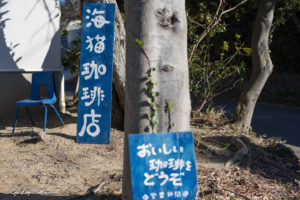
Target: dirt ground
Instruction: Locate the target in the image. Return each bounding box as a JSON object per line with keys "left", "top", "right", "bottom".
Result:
{"left": 0, "top": 107, "right": 123, "bottom": 200}
{"left": 0, "top": 107, "right": 299, "bottom": 200}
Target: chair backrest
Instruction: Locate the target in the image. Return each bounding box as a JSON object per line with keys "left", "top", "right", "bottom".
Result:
{"left": 30, "top": 72, "right": 57, "bottom": 101}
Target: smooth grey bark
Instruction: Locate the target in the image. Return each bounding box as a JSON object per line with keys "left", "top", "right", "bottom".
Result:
{"left": 110, "top": 0, "right": 126, "bottom": 111}
{"left": 234, "top": 0, "right": 278, "bottom": 130}
{"left": 122, "top": 1, "right": 191, "bottom": 199}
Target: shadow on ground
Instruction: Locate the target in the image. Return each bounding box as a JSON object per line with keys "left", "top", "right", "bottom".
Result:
{"left": 0, "top": 180, "right": 121, "bottom": 199}
{"left": 0, "top": 193, "right": 121, "bottom": 200}
{"left": 194, "top": 135, "right": 300, "bottom": 184}
{"left": 0, "top": 106, "right": 77, "bottom": 130}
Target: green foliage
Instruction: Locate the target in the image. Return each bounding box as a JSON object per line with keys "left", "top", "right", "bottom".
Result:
{"left": 222, "top": 142, "right": 236, "bottom": 151}
{"left": 249, "top": 130, "right": 257, "bottom": 137}
{"left": 164, "top": 100, "right": 174, "bottom": 131}
{"left": 63, "top": 38, "right": 81, "bottom": 75}
{"left": 135, "top": 37, "right": 176, "bottom": 132}
{"left": 135, "top": 38, "right": 144, "bottom": 47}
{"left": 187, "top": 0, "right": 300, "bottom": 111}
{"left": 274, "top": 145, "right": 294, "bottom": 158}
{"left": 267, "top": 137, "right": 281, "bottom": 148}
{"left": 135, "top": 38, "right": 160, "bottom": 133}
{"left": 270, "top": 0, "right": 300, "bottom": 74}
{"left": 164, "top": 102, "right": 172, "bottom": 113}
{"left": 145, "top": 73, "right": 159, "bottom": 133}
{"left": 145, "top": 72, "right": 160, "bottom": 133}
{"left": 61, "top": 25, "right": 81, "bottom": 76}
{"left": 273, "top": 0, "right": 300, "bottom": 28}
{"left": 267, "top": 141, "right": 295, "bottom": 158}
{"left": 189, "top": 33, "right": 249, "bottom": 110}
{"left": 187, "top": 0, "right": 250, "bottom": 111}
{"left": 235, "top": 102, "right": 246, "bottom": 121}
{"left": 210, "top": 23, "right": 227, "bottom": 37}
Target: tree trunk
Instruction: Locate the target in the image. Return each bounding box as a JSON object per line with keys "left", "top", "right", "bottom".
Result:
{"left": 234, "top": 0, "right": 277, "bottom": 130}
{"left": 122, "top": 1, "right": 191, "bottom": 199}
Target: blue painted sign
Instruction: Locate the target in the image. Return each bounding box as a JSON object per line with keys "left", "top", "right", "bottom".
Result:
{"left": 129, "top": 132, "right": 198, "bottom": 200}
{"left": 77, "top": 3, "right": 115, "bottom": 144}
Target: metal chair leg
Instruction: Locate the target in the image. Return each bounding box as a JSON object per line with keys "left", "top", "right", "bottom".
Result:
{"left": 49, "top": 104, "right": 64, "bottom": 126}
{"left": 43, "top": 104, "right": 48, "bottom": 133}
{"left": 12, "top": 107, "right": 19, "bottom": 133}
{"left": 25, "top": 107, "right": 35, "bottom": 125}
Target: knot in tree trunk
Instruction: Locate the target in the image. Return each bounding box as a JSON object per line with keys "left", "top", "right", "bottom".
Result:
{"left": 155, "top": 8, "right": 179, "bottom": 28}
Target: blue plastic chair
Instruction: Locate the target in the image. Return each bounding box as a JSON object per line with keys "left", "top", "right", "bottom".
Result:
{"left": 12, "top": 72, "right": 64, "bottom": 133}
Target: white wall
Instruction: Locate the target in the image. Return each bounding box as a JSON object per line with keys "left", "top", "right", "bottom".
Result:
{"left": 0, "top": 0, "right": 62, "bottom": 71}
{"left": 0, "top": 0, "right": 63, "bottom": 119}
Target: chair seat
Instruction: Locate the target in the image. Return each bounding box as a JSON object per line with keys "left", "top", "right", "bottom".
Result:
{"left": 12, "top": 72, "right": 64, "bottom": 134}
{"left": 16, "top": 98, "right": 56, "bottom": 106}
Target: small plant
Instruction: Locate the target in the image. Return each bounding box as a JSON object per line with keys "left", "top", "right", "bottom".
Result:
{"left": 276, "top": 180, "right": 294, "bottom": 189}
{"left": 232, "top": 125, "right": 241, "bottom": 135}
{"left": 267, "top": 136, "right": 280, "bottom": 148}
{"left": 62, "top": 37, "right": 81, "bottom": 75}
{"left": 61, "top": 23, "right": 81, "bottom": 75}
{"left": 222, "top": 142, "right": 235, "bottom": 151}
{"left": 135, "top": 38, "right": 159, "bottom": 133}
{"left": 274, "top": 144, "right": 294, "bottom": 158}
{"left": 249, "top": 130, "right": 257, "bottom": 137}
{"left": 234, "top": 102, "right": 246, "bottom": 121}
{"left": 61, "top": 23, "right": 81, "bottom": 103}
{"left": 192, "top": 107, "right": 227, "bottom": 126}
{"left": 136, "top": 37, "right": 177, "bottom": 133}
{"left": 165, "top": 100, "right": 174, "bottom": 132}
{"left": 229, "top": 196, "right": 236, "bottom": 200}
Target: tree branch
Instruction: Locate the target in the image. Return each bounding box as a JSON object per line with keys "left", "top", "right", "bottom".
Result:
{"left": 188, "top": 0, "right": 248, "bottom": 63}
{"left": 221, "top": 0, "right": 248, "bottom": 16}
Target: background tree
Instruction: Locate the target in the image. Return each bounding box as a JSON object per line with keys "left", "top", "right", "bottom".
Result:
{"left": 187, "top": 0, "right": 250, "bottom": 112}
{"left": 234, "top": 0, "right": 278, "bottom": 130}
{"left": 122, "top": 0, "right": 191, "bottom": 199}
{"left": 187, "top": 0, "right": 300, "bottom": 114}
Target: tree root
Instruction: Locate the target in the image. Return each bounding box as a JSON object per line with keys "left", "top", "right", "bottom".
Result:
{"left": 195, "top": 140, "right": 232, "bottom": 157}
{"left": 226, "top": 137, "right": 251, "bottom": 168}
{"left": 195, "top": 136, "right": 252, "bottom": 167}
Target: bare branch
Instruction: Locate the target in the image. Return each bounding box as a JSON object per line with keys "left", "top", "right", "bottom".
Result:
{"left": 188, "top": 0, "right": 248, "bottom": 63}
{"left": 211, "top": 78, "right": 243, "bottom": 99}
{"left": 221, "top": 0, "right": 248, "bottom": 16}
{"left": 188, "top": 18, "right": 206, "bottom": 29}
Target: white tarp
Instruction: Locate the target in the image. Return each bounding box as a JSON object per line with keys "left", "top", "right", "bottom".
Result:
{"left": 0, "top": 0, "right": 62, "bottom": 71}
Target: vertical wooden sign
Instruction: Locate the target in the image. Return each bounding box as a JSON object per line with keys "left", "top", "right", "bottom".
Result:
{"left": 77, "top": 3, "right": 115, "bottom": 144}
{"left": 129, "top": 132, "right": 198, "bottom": 200}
